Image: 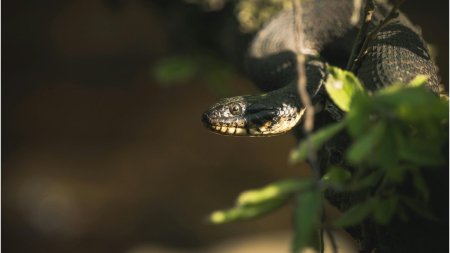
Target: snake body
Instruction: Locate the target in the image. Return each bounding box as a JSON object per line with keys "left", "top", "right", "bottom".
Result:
{"left": 202, "top": 0, "right": 440, "bottom": 136}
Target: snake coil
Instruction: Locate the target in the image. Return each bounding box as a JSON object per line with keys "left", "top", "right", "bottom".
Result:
{"left": 202, "top": 0, "right": 440, "bottom": 136}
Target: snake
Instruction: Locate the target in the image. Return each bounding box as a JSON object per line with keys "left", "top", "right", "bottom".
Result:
{"left": 201, "top": 0, "right": 440, "bottom": 137}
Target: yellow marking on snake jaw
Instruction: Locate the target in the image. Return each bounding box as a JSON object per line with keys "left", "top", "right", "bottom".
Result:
{"left": 235, "top": 128, "right": 246, "bottom": 135}
{"left": 227, "top": 127, "right": 236, "bottom": 134}
{"left": 209, "top": 125, "right": 248, "bottom": 136}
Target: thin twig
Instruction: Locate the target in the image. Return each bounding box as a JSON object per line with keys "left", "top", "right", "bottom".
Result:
{"left": 319, "top": 226, "right": 325, "bottom": 253}
{"left": 292, "top": 0, "right": 322, "bottom": 181}
{"left": 350, "top": 0, "right": 406, "bottom": 72}
{"left": 321, "top": 204, "right": 339, "bottom": 253}
{"left": 325, "top": 228, "right": 339, "bottom": 253}
{"left": 292, "top": 1, "right": 324, "bottom": 252}
{"left": 319, "top": 207, "right": 325, "bottom": 253}
{"left": 346, "top": 0, "right": 375, "bottom": 70}
{"left": 292, "top": 0, "right": 322, "bottom": 182}
{"left": 292, "top": 0, "right": 314, "bottom": 135}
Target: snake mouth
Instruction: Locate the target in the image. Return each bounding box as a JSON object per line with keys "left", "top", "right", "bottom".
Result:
{"left": 207, "top": 124, "right": 248, "bottom": 135}
{"left": 202, "top": 112, "right": 297, "bottom": 137}
{"left": 201, "top": 95, "right": 304, "bottom": 136}
{"left": 202, "top": 112, "right": 248, "bottom": 136}
{"left": 201, "top": 90, "right": 305, "bottom": 137}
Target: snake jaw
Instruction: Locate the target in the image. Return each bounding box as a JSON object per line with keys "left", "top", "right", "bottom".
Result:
{"left": 202, "top": 94, "right": 304, "bottom": 137}
{"left": 202, "top": 96, "right": 249, "bottom": 136}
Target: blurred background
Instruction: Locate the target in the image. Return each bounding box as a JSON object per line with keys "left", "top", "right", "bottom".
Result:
{"left": 2, "top": 0, "right": 448, "bottom": 252}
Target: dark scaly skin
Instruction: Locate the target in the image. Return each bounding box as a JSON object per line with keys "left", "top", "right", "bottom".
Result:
{"left": 202, "top": 59, "right": 326, "bottom": 136}
{"left": 357, "top": 18, "right": 440, "bottom": 91}
{"left": 202, "top": 0, "right": 440, "bottom": 136}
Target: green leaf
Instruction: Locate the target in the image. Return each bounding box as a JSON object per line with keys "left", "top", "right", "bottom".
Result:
{"left": 373, "top": 126, "right": 399, "bottom": 173}
{"left": 384, "top": 164, "right": 406, "bottom": 184}
{"left": 346, "top": 121, "right": 386, "bottom": 164}
{"left": 334, "top": 198, "right": 377, "bottom": 227}
{"left": 292, "top": 189, "right": 322, "bottom": 252}
{"left": 152, "top": 56, "right": 198, "bottom": 84}
{"left": 375, "top": 86, "right": 447, "bottom": 123}
{"left": 348, "top": 171, "right": 383, "bottom": 191}
{"left": 322, "top": 166, "right": 352, "bottom": 186}
{"left": 373, "top": 196, "right": 398, "bottom": 225}
{"left": 399, "top": 196, "right": 437, "bottom": 221}
{"left": 209, "top": 197, "right": 287, "bottom": 224}
{"left": 397, "top": 138, "right": 446, "bottom": 166}
{"left": 346, "top": 92, "right": 372, "bottom": 136}
{"left": 237, "top": 179, "right": 313, "bottom": 206}
{"left": 408, "top": 75, "right": 428, "bottom": 87}
{"left": 290, "top": 121, "right": 346, "bottom": 163}
{"left": 325, "top": 66, "right": 365, "bottom": 112}
{"left": 412, "top": 171, "right": 430, "bottom": 201}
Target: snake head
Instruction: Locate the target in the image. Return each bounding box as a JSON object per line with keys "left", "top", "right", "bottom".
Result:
{"left": 202, "top": 96, "right": 249, "bottom": 135}
{"left": 202, "top": 92, "right": 303, "bottom": 136}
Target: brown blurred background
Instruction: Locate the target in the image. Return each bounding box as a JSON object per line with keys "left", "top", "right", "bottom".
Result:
{"left": 2, "top": 1, "right": 448, "bottom": 253}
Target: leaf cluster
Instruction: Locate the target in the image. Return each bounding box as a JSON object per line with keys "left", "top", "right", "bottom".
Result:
{"left": 290, "top": 67, "right": 448, "bottom": 229}
{"left": 208, "top": 179, "right": 323, "bottom": 251}
{"left": 211, "top": 67, "right": 448, "bottom": 253}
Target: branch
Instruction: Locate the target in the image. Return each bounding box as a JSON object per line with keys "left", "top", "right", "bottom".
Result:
{"left": 292, "top": 0, "right": 314, "bottom": 135}
{"left": 293, "top": 0, "right": 321, "bottom": 180}
{"left": 292, "top": 1, "right": 323, "bottom": 252}
{"left": 346, "top": 0, "right": 375, "bottom": 70}
{"left": 325, "top": 228, "right": 338, "bottom": 253}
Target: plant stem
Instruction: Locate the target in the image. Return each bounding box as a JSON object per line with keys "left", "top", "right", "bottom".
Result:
{"left": 292, "top": 0, "right": 314, "bottom": 135}
{"left": 325, "top": 228, "right": 338, "bottom": 253}
{"left": 346, "top": 0, "right": 375, "bottom": 70}
{"left": 292, "top": 1, "right": 324, "bottom": 252}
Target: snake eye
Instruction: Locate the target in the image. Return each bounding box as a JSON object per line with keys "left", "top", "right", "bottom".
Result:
{"left": 229, "top": 103, "right": 242, "bottom": 115}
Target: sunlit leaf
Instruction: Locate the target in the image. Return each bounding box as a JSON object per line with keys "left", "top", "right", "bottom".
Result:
{"left": 292, "top": 189, "right": 321, "bottom": 252}
{"left": 408, "top": 75, "right": 428, "bottom": 87}
{"left": 209, "top": 197, "right": 287, "bottom": 224}
{"left": 375, "top": 86, "right": 447, "bottom": 123}
{"left": 325, "top": 66, "right": 365, "bottom": 112}
{"left": 237, "top": 179, "right": 313, "bottom": 206}
{"left": 290, "top": 121, "right": 346, "bottom": 163}
{"left": 334, "top": 198, "right": 377, "bottom": 227}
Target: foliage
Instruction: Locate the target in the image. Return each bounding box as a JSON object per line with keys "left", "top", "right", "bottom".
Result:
{"left": 209, "top": 179, "right": 313, "bottom": 224}
{"left": 152, "top": 53, "right": 235, "bottom": 96}
{"left": 209, "top": 66, "right": 448, "bottom": 252}
{"left": 176, "top": 1, "right": 448, "bottom": 252}
{"left": 324, "top": 66, "right": 364, "bottom": 112}
{"left": 292, "top": 187, "right": 322, "bottom": 251}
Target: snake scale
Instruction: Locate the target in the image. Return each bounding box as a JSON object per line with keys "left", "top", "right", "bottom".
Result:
{"left": 202, "top": 0, "right": 440, "bottom": 136}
